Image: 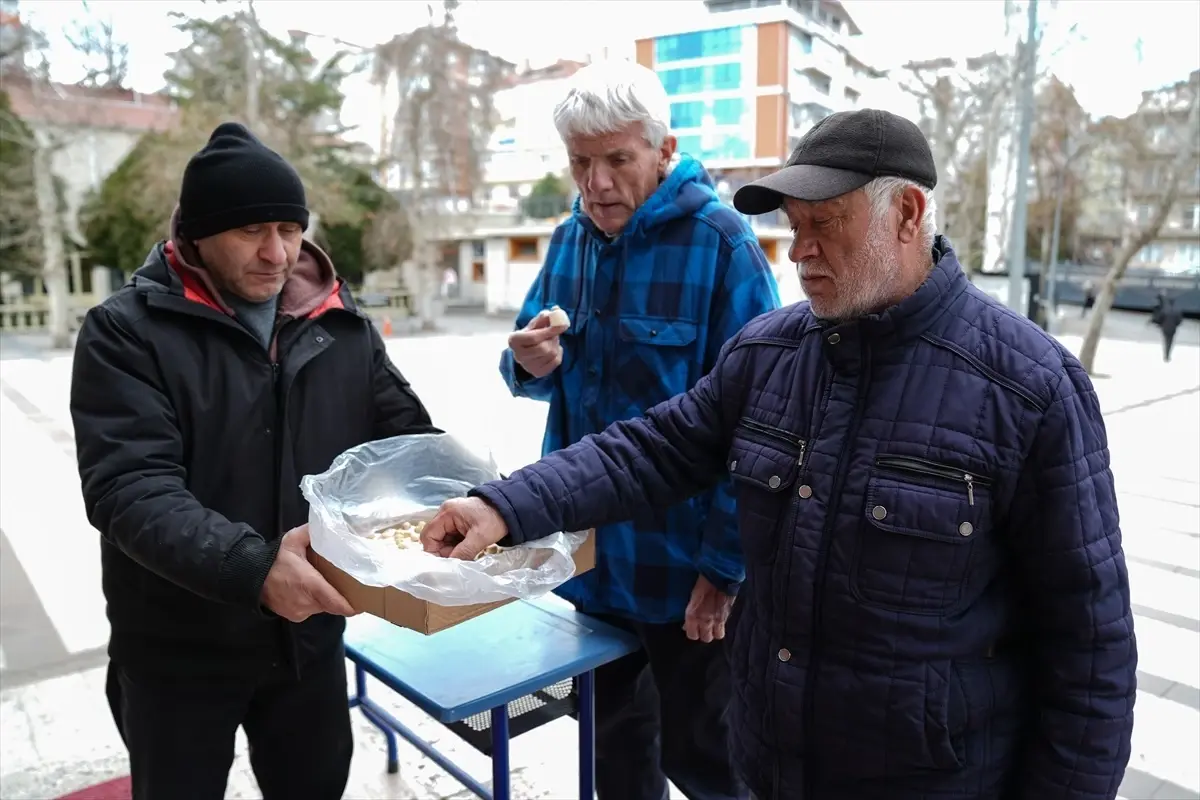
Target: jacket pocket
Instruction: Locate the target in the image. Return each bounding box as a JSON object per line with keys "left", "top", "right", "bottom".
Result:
{"left": 617, "top": 315, "right": 698, "bottom": 347}
{"left": 613, "top": 315, "right": 700, "bottom": 406}
{"left": 850, "top": 455, "right": 992, "bottom": 615}
{"left": 727, "top": 418, "right": 805, "bottom": 564}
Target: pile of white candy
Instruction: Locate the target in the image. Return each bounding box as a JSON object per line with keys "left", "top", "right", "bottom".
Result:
{"left": 368, "top": 518, "right": 503, "bottom": 559}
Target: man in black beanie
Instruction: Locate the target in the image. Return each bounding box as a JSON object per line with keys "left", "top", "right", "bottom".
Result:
{"left": 69, "top": 122, "right": 440, "bottom": 799}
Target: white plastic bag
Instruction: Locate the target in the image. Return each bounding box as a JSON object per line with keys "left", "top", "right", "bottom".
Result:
{"left": 300, "top": 433, "right": 586, "bottom": 606}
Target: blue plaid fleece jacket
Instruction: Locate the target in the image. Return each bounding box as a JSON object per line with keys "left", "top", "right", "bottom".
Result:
{"left": 499, "top": 157, "right": 781, "bottom": 622}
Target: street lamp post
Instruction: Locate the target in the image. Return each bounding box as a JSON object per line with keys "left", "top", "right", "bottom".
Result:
{"left": 1045, "top": 135, "right": 1086, "bottom": 333}
{"left": 1006, "top": 0, "right": 1039, "bottom": 315}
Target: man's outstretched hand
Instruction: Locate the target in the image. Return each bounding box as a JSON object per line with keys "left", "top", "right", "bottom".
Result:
{"left": 421, "top": 497, "right": 510, "bottom": 560}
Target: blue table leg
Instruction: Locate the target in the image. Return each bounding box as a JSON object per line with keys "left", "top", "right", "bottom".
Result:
{"left": 578, "top": 670, "right": 595, "bottom": 800}
{"left": 491, "top": 705, "right": 511, "bottom": 800}
{"left": 354, "top": 664, "right": 399, "bottom": 774}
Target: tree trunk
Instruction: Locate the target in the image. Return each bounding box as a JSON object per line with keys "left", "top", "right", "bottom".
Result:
{"left": 1030, "top": 225, "right": 1052, "bottom": 328}
{"left": 401, "top": 246, "right": 444, "bottom": 332}
{"left": 32, "top": 140, "right": 71, "bottom": 349}
{"left": 1078, "top": 100, "right": 1200, "bottom": 374}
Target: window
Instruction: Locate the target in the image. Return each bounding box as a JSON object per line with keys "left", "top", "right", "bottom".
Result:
{"left": 675, "top": 133, "right": 751, "bottom": 162}
{"left": 1134, "top": 244, "right": 1164, "bottom": 264}
{"left": 758, "top": 238, "right": 779, "bottom": 262}
{"left": 509, "top": 237, "right": 539, "bottom": 261}
{"left": 792, "top": 31, "right": 813, "bottom": 55}
{"left": 655, "top": 27, "right": 742, "bottom": 63}
{"left": 671, "top": 101, "right": 705, "bottom": 129}
{"left": 804, "top": 72, "right": 832, "bottom": 95}
{"left": 471, "top": 240, "right": 486, "bottom": 259}
{"left": 659, "top": 63, "right": 742, "bottom": 95}
{"left": 844, "top": 88, "right": 861, "bottom": 104}
{"left": 712, "top": 63, "right": 741, "bottom": 90}
{"left": 711, "top": 135, "right": 750, "bottom": 160}
{"left": 1182, "top": 203, "right": 1200, "bottom": 231}
{"left": 791, "top": 102, "right": 831, "bottom": 130}
{"left": 1176, "top": 244, "right": 1200, "bottom": 271}
{"left": 671, "top": 99, "right": 742, "bottom": 129}
{"left": 712, "top": 98, "right": 744, "bottom": 125}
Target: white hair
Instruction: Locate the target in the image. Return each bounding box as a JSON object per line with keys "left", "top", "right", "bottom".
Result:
{"left": 553, "top": 60, "right": 671, "bottom": 148}
{"left": 863, "top": 176, "right": 937, "bottom": 250}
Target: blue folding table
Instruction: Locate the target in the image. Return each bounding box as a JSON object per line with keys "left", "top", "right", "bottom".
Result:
{"left": 344, "top": 596, "right": 640, "bottom": 800}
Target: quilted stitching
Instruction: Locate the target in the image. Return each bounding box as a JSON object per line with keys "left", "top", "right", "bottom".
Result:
{"left": 477, "top": 238, "right": 1135, "bottom": 799}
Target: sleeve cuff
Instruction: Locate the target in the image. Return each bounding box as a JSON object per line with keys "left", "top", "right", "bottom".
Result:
{"left": 218, "top": 533, "right": 283, "bottom": 609}
{"left": 698, "top": 564, "right": 743, "bottom": 596}
{"left": 469, "top": 483, "right": 525, "bottom": 546}
{"left": 512, "top": 359, "right": 535, "bottom": 385}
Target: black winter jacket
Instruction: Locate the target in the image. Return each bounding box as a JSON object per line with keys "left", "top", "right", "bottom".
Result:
{"left": 70, "top": 236, "right": 437, "bottom": 679}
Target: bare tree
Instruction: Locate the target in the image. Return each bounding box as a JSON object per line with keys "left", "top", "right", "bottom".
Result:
{"left": 64, "top": 1, "right": 128, "bottom": 89}
{"left": 1029, "top": 78, "right": 1089, "bottom": 255}
{"left": 899, "top": 53, "right": 1010, "bottom": 270}
{"left": 1027, "top": 77, "right": 1091, "bottom": 327}
{"left": 371, "top": 0, "right": 512, "bottom": 329}
{"left": 1078, "top": 73, "right": 1200, "bottom": 373}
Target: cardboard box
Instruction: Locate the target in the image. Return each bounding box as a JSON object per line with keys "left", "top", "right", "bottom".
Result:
{"left": 309, "top": 532, "right": 595, "bottom": 635}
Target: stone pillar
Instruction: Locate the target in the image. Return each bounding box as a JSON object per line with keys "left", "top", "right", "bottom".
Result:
{"left": 91, "top": 266, "right": 113, "bottom": 303}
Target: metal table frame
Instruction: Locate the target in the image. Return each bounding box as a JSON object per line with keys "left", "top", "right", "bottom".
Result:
{"left": 348, "top": 663, "right": 594, "bottom": 800}
{"left": 343, "top": 598, "right": 636, "bottom": 800}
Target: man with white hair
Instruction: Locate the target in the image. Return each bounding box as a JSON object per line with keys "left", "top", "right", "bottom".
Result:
{"left": 425, "top": 109, "right": 1137, "bottom": 799}
{"left": 499, "top": 60, "right": 779, "bottom": 799}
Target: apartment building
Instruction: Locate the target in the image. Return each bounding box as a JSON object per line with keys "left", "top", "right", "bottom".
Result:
{"left": 633, "top": 0, "right": 884, "bottom": 208}
{"left": 483, "top": 59, "right": 586, "bottom": 212}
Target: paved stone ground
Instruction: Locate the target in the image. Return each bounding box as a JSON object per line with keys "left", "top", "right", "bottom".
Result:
{"left": 0, "top": 309, "right": 1197, "bottom": 799}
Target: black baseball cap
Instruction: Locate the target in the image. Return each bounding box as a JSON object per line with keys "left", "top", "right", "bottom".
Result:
{"left": 733, "top": 109, "right": 937, "bottom": 216}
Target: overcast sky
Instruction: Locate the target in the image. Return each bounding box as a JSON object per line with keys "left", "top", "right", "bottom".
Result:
{"left": 20, "top": 0, "right": 1200, "bottom": 122}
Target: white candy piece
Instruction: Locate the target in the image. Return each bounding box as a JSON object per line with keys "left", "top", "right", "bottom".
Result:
{"left": 369, "top": 519, "right": 430, "bottom": 552}
{"left": 546, "top": 306, "right": 570, "bottom": 330}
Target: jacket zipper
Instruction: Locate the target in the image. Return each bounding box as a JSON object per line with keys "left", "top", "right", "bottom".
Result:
{"left": 739, "top": 418, "right": 808, "bottom": 466}
{"left": 874, "top": 455, "right": 991, "bottom": 506}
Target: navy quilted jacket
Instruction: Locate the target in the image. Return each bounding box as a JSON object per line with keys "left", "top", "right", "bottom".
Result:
{"left": 474, "top": 238, "right": 1137, "bottom": 799}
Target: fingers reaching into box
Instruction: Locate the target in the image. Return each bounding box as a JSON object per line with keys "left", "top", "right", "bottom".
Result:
{"left": 421, "top": 497, "right": 509, "bottom": 560}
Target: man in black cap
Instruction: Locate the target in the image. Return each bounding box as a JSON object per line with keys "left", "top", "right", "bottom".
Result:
{"left": 70, "top": 122, "right": 439, "bottom": 799}
{"left": 419, "top": 109, "right": 1137, "bottom": 799}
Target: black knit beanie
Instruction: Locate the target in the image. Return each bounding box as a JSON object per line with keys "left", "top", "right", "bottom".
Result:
{"left": 178, "top": 122, "right": 310, "bottom": 241}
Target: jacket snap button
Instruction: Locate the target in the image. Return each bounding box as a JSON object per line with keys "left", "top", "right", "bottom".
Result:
{"left": 827, "top": 332, "right": 841, "bottom": 344}
{"left": 778, "top": 648, "right": 792, "bottom": 662}
{"left": 315, "top": 336, "right": 324, "bottom": 343}
{"left": 871, "top": 505, "right": 887, "bottom": 520}
{"left": 958, "top": 521, "right": 974, "bottom": 536}
{"left": 768, "top": 475, "right": 781, "bottom": 489}
{"left": 798, "top": 484, "right": 812, "bottom": 498}
{"left": 730, "top": 460, "right": 738, "bottom": 471}
{"left": 649, "top": 329, "right": 657, "bottom": 337}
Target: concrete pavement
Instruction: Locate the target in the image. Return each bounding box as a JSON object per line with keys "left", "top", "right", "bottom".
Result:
{"left": 0, "top": 312, "right": 1197, "bottom": 799}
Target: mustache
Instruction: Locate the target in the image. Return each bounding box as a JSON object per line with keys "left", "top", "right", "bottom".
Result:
{"left": 798, "top": 260, "right": 833, "bottom": 280}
